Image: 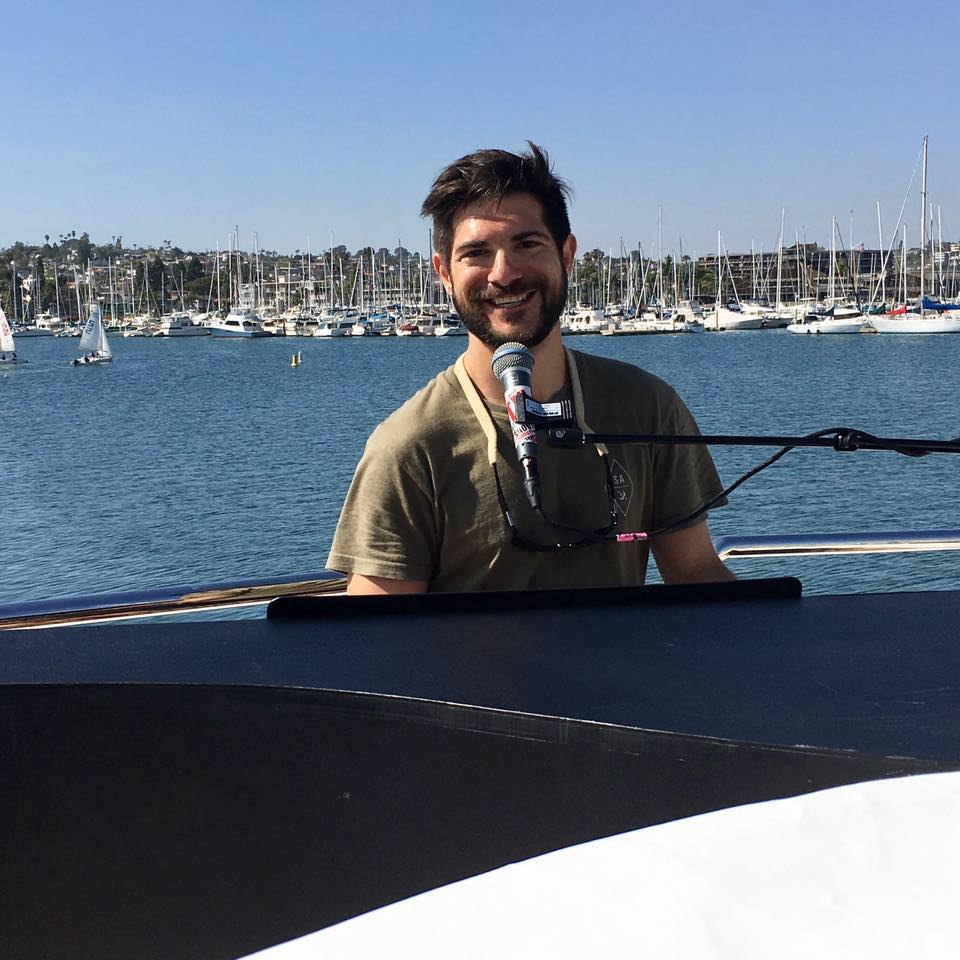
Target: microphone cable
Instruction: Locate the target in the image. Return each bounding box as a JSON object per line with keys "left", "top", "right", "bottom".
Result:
{"left": 534, "top": 426, "right": 960, "bottom": 548}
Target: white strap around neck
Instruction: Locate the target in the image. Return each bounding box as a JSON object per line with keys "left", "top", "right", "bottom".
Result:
{"left": 453, "top": 349, "right": 602, "bottom": 467}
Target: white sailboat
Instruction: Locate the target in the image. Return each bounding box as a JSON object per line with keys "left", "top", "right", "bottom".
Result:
{"left": 713, "top": 233, "right": 764, "bottom": 331}
{"left": 787, "top": 220, "right": 867, "bottom": 334}
{"left": 72, "top": 304, "right": 113, "bottom": 365}
{"left": 0, "top": 307, "right": 24, "bottom": 364}
{"left": 871, "top": 136, "right": 960, "bottom": 335}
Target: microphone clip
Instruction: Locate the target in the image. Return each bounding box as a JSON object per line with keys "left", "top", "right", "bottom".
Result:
{"left": 512, "top": 394, "right": 576, "bottom": 428}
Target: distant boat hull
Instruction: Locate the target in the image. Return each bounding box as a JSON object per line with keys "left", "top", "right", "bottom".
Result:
{"left": 711, "top": 308, "right": 764, "bottom": 331}
{"left": 71, "top": 355, "right": 112, "bottom": 365}
{"left": 11, "top": 327, "right": 54, "bottom": 337}
{"left": 210, "top": 328, "right": 270, "bottom": 338}
{"left": 786, "top": 319, "right": 867, "bottom": 335}
{"left": 156, "top": 318, "right": 210, "bottom": 337}
{"left": 869, "top": 313, "right": 960, "bottom": 334}
{"left": 210, "top": 309, "right": 270, "bottom": 337}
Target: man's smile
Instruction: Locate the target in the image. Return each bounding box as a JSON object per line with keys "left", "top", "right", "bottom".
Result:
{"left": 485, "top": 290, "right": 535, "bottom": 309}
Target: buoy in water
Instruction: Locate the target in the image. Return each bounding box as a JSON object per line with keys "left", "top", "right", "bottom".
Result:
{"left": 291, "top": 353, "right": 299, "bottom": 368}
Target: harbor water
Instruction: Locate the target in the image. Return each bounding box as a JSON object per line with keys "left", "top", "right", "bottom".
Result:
{"left": 4, "top": 331, "right": 960, "bottom": 608}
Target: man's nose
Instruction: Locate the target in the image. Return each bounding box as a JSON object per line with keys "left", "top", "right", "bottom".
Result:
{"left": 488, "top": 248, "right": 522, "bottom": 287}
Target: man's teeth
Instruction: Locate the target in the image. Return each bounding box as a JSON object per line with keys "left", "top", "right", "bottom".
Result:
{"left": 492, "top": 292, "right": 531, "bottom": 306}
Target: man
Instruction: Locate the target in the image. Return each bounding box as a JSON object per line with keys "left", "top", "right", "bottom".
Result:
{"left": 328, "top": 143, "right": 734, "bottom": 594}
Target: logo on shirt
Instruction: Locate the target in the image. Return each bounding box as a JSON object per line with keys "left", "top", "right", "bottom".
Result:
{"left": 610, "top": 458, "right": 633, "bottom": 517}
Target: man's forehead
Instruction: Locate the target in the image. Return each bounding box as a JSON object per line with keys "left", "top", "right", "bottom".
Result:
{"left": 451, "top": 194, "right": 549, "bottom": 238}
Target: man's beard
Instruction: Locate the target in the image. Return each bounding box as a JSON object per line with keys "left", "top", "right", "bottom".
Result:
{"left": 451, "top": 272, "right": 568, "bottom": 349}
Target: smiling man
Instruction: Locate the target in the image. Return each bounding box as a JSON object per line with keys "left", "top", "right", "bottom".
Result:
{"left": 327, "top": 143, "right": 734, "bottom": 594}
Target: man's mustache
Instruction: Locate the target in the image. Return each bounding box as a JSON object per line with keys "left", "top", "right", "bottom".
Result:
{"left": 474, "top": 282, "right": 537, "bottom": 302}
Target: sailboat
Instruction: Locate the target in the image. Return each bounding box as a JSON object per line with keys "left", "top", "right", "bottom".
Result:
{"left": 787, "top": 219, "right": 868, "bottom": 334}
{"left": 72, "top": 304, "right": 114, "bottom": 365}
{"left": 0, "top": 307, "right": 24, "bottom": 364}
{"left": 871, "top": 136, "right": 960, "bottom": 335}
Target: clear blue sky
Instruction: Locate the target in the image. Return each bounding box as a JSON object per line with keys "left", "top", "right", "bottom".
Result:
{"left": 5, "top": 0, "right": 958, "bottom": 257}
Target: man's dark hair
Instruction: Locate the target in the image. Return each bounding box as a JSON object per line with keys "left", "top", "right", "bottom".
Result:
{"left": 421, "top": 142, "right": 572, "bottom": 266}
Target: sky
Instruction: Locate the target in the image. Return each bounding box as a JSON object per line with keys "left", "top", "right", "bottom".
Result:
{"left": 3, "top": 0, "right": 959, "bottom": 258}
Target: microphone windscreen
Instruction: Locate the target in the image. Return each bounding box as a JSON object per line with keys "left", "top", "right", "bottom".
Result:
{"left": 491, "top": 342, "right": 535, "bottom": 379}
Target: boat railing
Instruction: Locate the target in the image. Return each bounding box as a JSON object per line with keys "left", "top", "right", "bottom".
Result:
{"left": 0, "top": 572, "right": 347, "bottom": 631}
{"left": 713, "top": 528, "right": 960, "bottom": 561}
{"left": 3, "top": 528, "right": 960, "bottom": 630}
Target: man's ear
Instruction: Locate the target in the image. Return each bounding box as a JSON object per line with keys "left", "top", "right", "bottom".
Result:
{"left": 433, "top": 252, "right": 452, "bottom": 295}
{"left": 562, "top": 234, "right": 577, "bottom": 272}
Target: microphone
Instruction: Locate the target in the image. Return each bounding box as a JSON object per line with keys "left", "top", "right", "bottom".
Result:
{"left": 491, "top": 342, "right": 542, "bottom": 511}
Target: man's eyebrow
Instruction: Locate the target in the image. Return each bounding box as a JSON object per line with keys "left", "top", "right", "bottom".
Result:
{"left": 454, "top": 229, "right": 550, "bottom": 256}
{"left": 454, "top": 239, "right": 489, "bottom": 255}
{"left": 513, "top": 229, "right": 550, "bottom": 242}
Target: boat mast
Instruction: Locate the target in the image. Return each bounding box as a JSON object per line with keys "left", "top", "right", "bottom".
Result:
{"left": 849, "top": 210, "right": 855, "bottom": 305}
{"left": 74, "top": 266, "right": 83, "bottom": 323}
{"left": 919, "top": 135, "right": 927, "bottom": 316}
{"left": 715, "top": 231, "right": 721, "bottom": 330}
{"left": 829, "top": 218, "right": 836, "bottom": 305}
{"left": 675, "top": 237, "right": 682, "bottom": 306}
{"left": 108, "top": 259, "right": 116, "bottom": 326}
{"left": 877, "top": 202, "right": 885, "bottom": 305}
{"left": 937, "top": 205, "right": 943, "bottom": 299}
{"left": 902, "top": 225, "right": 907, "bottom": 306}
{"left": 329, "top": 232, "right": 335, "bottom": 310}
{"left": 253, "top": 232, "right": 260, "bottom": 309}
{"left": 658, "top": 208, "right": 663, "bottom": 312}
{"left": 9, "top": 261, "right": 17, "bottom": 324}
{"left": 795, "top": 230, "right": 801, "bottom": 306}
{"left": 775, "top": 208, "right": 784, "bottom": 309}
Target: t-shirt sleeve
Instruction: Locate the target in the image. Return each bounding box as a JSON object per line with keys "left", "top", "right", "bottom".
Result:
{"left": 650, "top": 391, "right": 727, "bottom": 532}
{"left": 326, "top": 427, "right": 439, "bottom": 582}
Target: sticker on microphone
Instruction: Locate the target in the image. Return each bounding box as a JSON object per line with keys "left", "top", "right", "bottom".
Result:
{"left": 505, "top": 387, "right": 528, "bottom": 423}
{"left": 511, "top": 422, "right": 536, "bottom": 445}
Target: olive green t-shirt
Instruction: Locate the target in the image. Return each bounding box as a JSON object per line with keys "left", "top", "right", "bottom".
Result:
{"left": 327, "top": 349, "right": 725, "bottom": 591}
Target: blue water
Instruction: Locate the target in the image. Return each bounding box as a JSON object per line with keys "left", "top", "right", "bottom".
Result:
{"left": 4, "top": 331, "right": 960, "bottom": 606}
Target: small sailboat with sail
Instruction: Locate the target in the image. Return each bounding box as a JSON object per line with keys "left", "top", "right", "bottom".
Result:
{"left": 71, "top": 304, "right": 113, "bottom": 365}
{"left": 0, "top": 307, "right": 24, "bottom": 364}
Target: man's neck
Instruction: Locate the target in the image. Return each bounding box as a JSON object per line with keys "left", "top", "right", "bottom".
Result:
{"left": 462, "top": 326, "right": 567, "bottom": 404}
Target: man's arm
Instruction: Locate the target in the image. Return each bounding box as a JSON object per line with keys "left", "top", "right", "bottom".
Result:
{"left": 650, "top": 520, "right": 735, "bottom": 584}
{"left": 346, "top": 573, "right": 429, "bottom": 595}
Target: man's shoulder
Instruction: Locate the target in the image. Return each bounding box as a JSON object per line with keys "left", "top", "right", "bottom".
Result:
{"left": 367, "top": 362, "right": 466, "bottom": 454}
{"left": 568, "top": 348, "right": 678, "bottom": 399}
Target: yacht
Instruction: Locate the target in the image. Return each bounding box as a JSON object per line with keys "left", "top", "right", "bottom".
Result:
{"left": 155, "top": 314, "right": 211, "bottom": 337}
{"left": 209, "top": 306, "right": 270, "bottom": 338}
{"left": 867, "top": 300, "right": 960, "bottom": 334}
{"left": 395, "top": 318, "right": 422, "bottom": 337}
{"left": 787, "top": 302, "right": 868, "bottom": 335}
{"left": 434, "top": 315, "right": 467, "bottom": 336}
{"left": 33, "top": 312, "right": 66, "bottom": 335}
{"left": 562, "top": 305, "right": 605, "bottom": 334}
{"left": 315, "top": 319, "right": 353, "bottom": 338}
{"left": 10, "top": 322, "right": 54, "bottom": 337}
{"left": 708, "top": 303, "right": 764, "bottom": 331}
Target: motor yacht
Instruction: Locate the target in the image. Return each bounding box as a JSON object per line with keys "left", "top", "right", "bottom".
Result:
{"left": 155, "top": 314, "right": 211, "bottom": 337}
{"left": 209, "top": 307, "right": 270, "bottom": 337}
